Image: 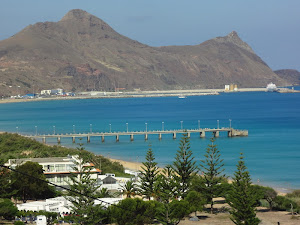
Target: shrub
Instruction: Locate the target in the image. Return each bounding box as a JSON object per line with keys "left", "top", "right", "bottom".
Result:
{"left": 110, "top": 198, "right": 158, "bottom": 225}
{"left": 14, "top": 221, "right": 25, "bottom": 225}
{"left": 286, "top": 190, "right": 300, "bottom": 198}
{"left": 0, "top": 198, "right": 18, "bottom": 220}
{"left": 273, "top": 196, "right": 300, "bottom": 213}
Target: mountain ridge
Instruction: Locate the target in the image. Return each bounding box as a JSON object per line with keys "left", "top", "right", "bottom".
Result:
{"left": 0, "top": 9, "right": 286, "bottom": 96}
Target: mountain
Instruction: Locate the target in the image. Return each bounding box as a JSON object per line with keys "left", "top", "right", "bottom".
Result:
{"left": 0, "top": 9, "right": 286, "bottom": 96}
{"left": 274, "top": 69, "right": 300, "bottom": 86}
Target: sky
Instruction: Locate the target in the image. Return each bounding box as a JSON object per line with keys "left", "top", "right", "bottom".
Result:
{"left": 0, "top": 0, "right": 299, "bottom": 71}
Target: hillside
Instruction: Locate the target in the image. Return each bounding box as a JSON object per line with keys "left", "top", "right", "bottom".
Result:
{"left": 274, "top": 69, "right": 300, "bottom": 85}
{"left": 0, "top": 9, "right": 286, "bottom": 96}
{"left": 0, "top": 133, "right": 124, "bottom": 175}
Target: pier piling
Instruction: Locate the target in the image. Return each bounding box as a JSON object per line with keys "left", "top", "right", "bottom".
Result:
{"left": 173, "top": 132, "right": 177, "bottom": 139}
{"left": 30, "top": 127, "right": 248, "bottom": 144}
{"left": 200, "top": 131, "right": 205, "bottom": 138}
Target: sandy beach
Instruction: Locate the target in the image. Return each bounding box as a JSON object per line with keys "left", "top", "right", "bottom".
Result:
{"left": 109, "top": 157, "right": 291, "bottom": 196}
{"left": 110, "top": 158, "right": 144, "bottom": 171}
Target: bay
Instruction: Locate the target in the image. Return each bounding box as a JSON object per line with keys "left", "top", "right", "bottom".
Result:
{"left": 0, "top": 90, "right": 300, "bottom": 191}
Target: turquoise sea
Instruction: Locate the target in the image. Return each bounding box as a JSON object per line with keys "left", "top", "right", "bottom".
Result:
{"left": 1, "top": 90, "right": 300, "bottom": 191}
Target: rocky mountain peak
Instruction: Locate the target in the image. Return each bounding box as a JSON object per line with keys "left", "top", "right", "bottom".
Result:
{"left": 60, "top": 9, "right": 93, "bottom": 21}
{"left": 214, "top": 31, "right": 254, "bottom": 54}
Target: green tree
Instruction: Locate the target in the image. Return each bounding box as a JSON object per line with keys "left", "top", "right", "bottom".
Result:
{"left": 226, "top": 153, "right": 260, "bottom": 225}
{"left": 139, "top": 146, "right": 159, "bottom": 200}
{"left": 0, "top": 198, "right": 18, "bottom": 220}
{"left": 0, "top": 167, "right": 16, "bottom": 198}
{"left": 154, "top": 165, "right": 190, "bottom": 225}
{"left": 110, "top": 198, "right": 158, "bottom": 225}
{"left": 172, "top": 133, "right": 197, "bottom": 199}
{"left": 156, "top": 199, "right": 190, "bottom": 225}
{"left": 11, "top": 161, "right": 55, "bottom": 202}
{"left": 65, "top": 149, "right": 105, "bottom": 225}
{"left": 200, "top": 137, "right": 225, "bottom": 213}
{"left": 96, "top": 187, "right": 113, "bottom": 198}
{"left": 120, "top": 180, "right": 138, "bottom": 198}
{"left": 185, "top": 191, "right": 205, "bottom": 217}
{"left": 262, "top": 186, "right": 277, "bottom": 211}
{"left": 155, "top": 165, "right": 178, "bottom": 203}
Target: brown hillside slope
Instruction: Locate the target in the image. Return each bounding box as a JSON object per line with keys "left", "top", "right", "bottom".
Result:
{"left": 274, "top": 69, "right": 300, "bottom": 85}
{"left": 0, "top": 9, "right": 286, "bottom": 96}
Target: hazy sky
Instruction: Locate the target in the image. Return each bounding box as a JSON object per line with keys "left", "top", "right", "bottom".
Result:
{"left": 0, "top": 0, "right": 299, "bottom": 71}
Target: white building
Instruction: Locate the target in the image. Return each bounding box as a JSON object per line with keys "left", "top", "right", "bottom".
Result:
{"left": 51, "top": 88, "right": 64, "bottom": 95}
{"left": 224, "top": 85, "right": 230, "bottom": 91}
{"left": 40, "top": 90, "right": 52, "bottom": 95}
{"left": 36, "top": 215, "right": 47, "bottom": 225}
{"left": 4, "top": 155, "right": 101, "bottom": 188}
{"left": 17, "top": 197, "right": 122, "bottom": 215}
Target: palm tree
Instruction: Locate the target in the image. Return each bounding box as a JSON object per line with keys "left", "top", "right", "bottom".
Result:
{"left": 120, "top": 180, "right": 138, "bottom": 198}
{"left": 96, "top": 187, "right": 113, "bottom": 198}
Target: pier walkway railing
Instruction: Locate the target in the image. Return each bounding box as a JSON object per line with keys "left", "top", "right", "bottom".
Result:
{"left": 24, "top": 127, "right": 248, "bottom": 144}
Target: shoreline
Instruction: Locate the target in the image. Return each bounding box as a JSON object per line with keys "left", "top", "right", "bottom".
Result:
{"left": 1, "top": 87, "right": 299, "bottom": 105}
{"left": 0, "top": 131, "right": 292, "bottom": 195}
{"left": 109, "top": 156, "right": 291, "bottom": 195}
{"left": 0, "top": 87, "right": 271, "bottom": 105}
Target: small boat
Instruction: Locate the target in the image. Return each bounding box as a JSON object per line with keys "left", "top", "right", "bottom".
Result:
{"left": 178, "top": 95, "right": 186, "bottom": 99}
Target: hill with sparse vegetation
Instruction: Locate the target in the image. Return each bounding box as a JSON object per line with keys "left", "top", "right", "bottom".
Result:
{"left": 0, "top": 9, "right": 286, "bottom": 96}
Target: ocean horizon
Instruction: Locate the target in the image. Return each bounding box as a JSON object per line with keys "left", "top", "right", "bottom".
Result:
{"left": 1, "top": 90, "right": 300, "bottom": 192}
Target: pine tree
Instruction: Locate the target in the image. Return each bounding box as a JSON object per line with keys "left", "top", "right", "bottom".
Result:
{"left": 200, "top": 137, "right": 225, "bottom": 213}
{"left": 226, "top": 153, "right": 260, "bottom": 225}
{"left": 156, "top": 165, "right": 178, "bottom": 203}
{"left": 172, "top": 133, "right": 198, "bottom": 199}
{"left": 65, "top": 145, "right": 105, "bottom": 225}
{"left": 139, "top": 146, "right": 159, "bottom": 200}
{"left": 0, "top": 167, "right": 16, "bottom": 199}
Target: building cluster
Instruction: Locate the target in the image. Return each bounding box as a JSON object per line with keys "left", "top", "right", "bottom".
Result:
{"left": 5, "top": 155, "right": 135, "bottom": 215}
{"left": 9, "top": 88, "right": 76, "bottom": 99}
{"left": 224, "top": 84, "right": 238, "bottom": 91}
{"left": 40, "top": 88, "right": 75, "bottom": 97}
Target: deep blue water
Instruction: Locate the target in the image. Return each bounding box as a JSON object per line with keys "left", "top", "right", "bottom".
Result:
{"left": 0, "top": 91, "right": 300, "bottom": 191}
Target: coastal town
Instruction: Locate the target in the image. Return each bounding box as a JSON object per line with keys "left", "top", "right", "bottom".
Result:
{"left": 1, "top": 1, "right": 300, "bottom": 225}
{"left": 2, "top": 83, "right": 299, "bottom": 105}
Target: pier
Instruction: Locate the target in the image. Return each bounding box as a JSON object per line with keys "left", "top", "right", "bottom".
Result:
{"left": 25, "top": 128, "right": 248, "bottom": 144}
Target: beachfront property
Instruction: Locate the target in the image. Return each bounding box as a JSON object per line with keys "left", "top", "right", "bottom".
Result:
{"left": 40, "top": 88, "right": 64, "bottom": 96}
{"left": 40, "top": 89, "right": 52, "bottom": 95}
{"left": 4, "top": 155, "right": 134, "bottom": 192}
{"left": 4, "top": 155, "right": 101, "bottom": 188}
{"left": 16, "top": 196, "right": 123, "bottom": 216}
{"left": 51, "top": 88, "right": 64, "bottom": 95}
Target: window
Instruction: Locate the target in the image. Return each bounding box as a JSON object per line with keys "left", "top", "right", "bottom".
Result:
{"left": 46, "top": 165, "right": 54, "bottom": 172}
{"left": 55, "top": 164, "right": 65, "bottom": 172}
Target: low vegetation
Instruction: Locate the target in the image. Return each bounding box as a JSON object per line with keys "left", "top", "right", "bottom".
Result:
{"left": 0, "top": 132, "right": 124, "bottom": 175}
{"left": 1, "top": 132, "right": 300, "bottom": 224}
